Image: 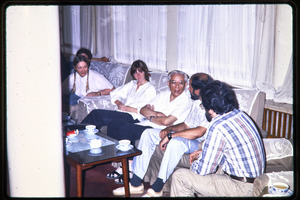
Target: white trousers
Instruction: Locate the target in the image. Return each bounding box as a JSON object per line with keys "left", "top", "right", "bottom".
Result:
{"left": 132, "top": 128, "right": 200, "bottom": 183}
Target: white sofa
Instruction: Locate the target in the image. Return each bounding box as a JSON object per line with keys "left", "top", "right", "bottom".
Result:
{"left": 143, "top": 88, "right": 268, "bottom": 195}
{"left": 70, "top": 60, "right": 170, "bottom": 123}
{"left": 67, "top": 60, "right": 287, "bottom": 197}
{"left": 253, "top": 138, "right": 293, "bottom": 196}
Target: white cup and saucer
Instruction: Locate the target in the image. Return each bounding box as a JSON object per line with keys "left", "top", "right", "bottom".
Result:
{"left": 84, "top": 125, "right": 98, "bottom": 134}
{"left": 265, "top": 182, "right": 292, "bottom": 197}
{"left": 89, "top": 138, "right": 104, "bottom": 155}
{"left": 116, "top": 139, "right": 133, "bottom": 151}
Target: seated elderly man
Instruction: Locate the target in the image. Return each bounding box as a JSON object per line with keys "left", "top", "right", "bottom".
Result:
{"left": 107, "top": 70, "right": 192, "bottom": 181}
{"left": 170, "top": 80, "right": 266, "bottom": 197}
{"left": 107, "top": 70, "right": 192, "bottom": 145}
{"left": 112, "top": 73, "right": 213, "bottom": 197}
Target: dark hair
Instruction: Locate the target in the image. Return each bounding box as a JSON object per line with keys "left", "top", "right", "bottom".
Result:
{"left": 73, "top": 54, "right": 90, "bottom": 69}
{"left": 130, "top": 60, "right": 151, "bottom": 81}
{"left": 191, "top": 73, "right": 213, "bottom": 91}
{"left": 200, "top": 80, "right": 239, "bottom": 115}
{"left": 76, "top": 48, "right": 92, "bottom": 60}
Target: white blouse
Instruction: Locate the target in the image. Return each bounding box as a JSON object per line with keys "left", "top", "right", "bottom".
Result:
{"left": 110, "top": 80, "right": 157, "bottom": 120}
{"left": 62, "top": 70, "right": 114, "bottom": 97}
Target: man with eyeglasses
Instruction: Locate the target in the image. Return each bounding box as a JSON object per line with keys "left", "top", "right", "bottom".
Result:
{"left": 112, "top": 72, "right": 213, "bottom": 197}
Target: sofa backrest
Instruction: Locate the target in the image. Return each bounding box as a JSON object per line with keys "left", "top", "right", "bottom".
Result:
{"left": 149, "top": 71, "right": 169, "bottom": 93}
{"left": 233, "top": 88, "right": 266, "bottom": 130}
{"left": 89, "top": 61, "right": 132, "bottom": 88}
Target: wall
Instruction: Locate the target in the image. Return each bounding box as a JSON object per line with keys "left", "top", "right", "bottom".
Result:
{"left": 6, "top": 6, "right": 65, "bottom": 197}
{"left": 273, "top": 4, "right": 293, "bottom": 89}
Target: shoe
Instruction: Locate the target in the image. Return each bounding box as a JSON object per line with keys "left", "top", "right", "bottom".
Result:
{"left": 142, "top": 188, "right": 163, "bottom": 197}
{"left": 112, "top": 183, "right": 144, "bottom": 196}
{"left": 106, "top": 170, "right": 122, "bottom": 179}
{"left": 106, "top": 166, "right": 123, "bottom": 179}
{"left": 114, "top": 171, "right": 133, "bottom": 184}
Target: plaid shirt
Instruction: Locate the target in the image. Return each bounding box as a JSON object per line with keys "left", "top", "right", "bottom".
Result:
{"left": 191, "top": 109, "right": 265, "bottom": 178}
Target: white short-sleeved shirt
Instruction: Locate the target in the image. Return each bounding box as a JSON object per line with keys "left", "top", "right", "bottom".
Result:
{"left": 62, "top": 70, "right": 114, "bottom": 97}
{"left": 184, "top": 99, "right": 210, "bottom": 142}
{"left": 110, "top": 80, "right": 157, "bottom": 120}
{"left": 137, "top": 90, "right": 192, "bottom": 129}
{"left": 185, "top": 99, "right": 209, "bottom": 129}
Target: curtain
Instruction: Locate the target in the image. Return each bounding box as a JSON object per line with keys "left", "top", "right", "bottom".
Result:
{"left": 252, "top": 5, "right": 277, "bottom": 99}
{"left": 59, "top": 6, "right": 81, "bottom": 55}
{"left": 176, "top": 5, "right": 289, "bottom": 102}
{"left": 94, "top": 6, "right": 112, "bottom": 58}
{"left": 273, "top": 54, "right": 293, "bottom": 104}
{"left": 177, "top": 5, "right": 258, "bottom": 87}
{"left": 59, "top": 6, "right": 112, "bottom": 58}
{"left": 111, "top": 6, "right": 167, "bottom": 71}
{"left": 59, "top": 5, "right": 292, "bottom": 104}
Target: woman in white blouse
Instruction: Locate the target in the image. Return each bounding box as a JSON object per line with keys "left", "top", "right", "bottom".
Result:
{"left": 81, "top": 59, "right": 156, "bottom": 129}
{"left": 62, "top": 54, "right": 114, "bottom": 105}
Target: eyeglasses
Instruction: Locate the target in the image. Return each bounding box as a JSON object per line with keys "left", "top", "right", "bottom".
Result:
{"left": 169, "top": 80, "right": 185, "bottom": 86}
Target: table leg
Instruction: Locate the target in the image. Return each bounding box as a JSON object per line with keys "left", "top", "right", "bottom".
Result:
{"left": 76, "top": 164, "right": 83, "bottom": 197}
{"left": 64, "top": 160, "right": 71, "bottom": 197}
{"left": 121, "top": 158, "right": 130, "bottom": 197}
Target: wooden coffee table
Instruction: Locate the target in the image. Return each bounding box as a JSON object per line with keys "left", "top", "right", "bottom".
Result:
{"left": 64, "top": 132, "right": 142, "bottom": 197}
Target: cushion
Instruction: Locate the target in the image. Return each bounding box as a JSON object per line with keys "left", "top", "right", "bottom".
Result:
{"left": 263, "top": 138, "right": 293, "bottom": 172}
{"left": 149, "top": 71, "right": 169, "bottom": 93}
{"left": 90, "top": 61, "right": 131, "bottom": 88}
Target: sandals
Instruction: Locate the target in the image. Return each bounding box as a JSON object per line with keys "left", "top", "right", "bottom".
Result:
{"left": 114, "top": 171, "right": 133, "bottom": 184}
{"left": 106, "top": 170, "right": 122, "bottom": 179}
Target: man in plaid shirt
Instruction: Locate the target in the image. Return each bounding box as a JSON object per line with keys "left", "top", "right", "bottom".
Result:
{"left": 171, "top": 80, "right": 265, "bottom": 197}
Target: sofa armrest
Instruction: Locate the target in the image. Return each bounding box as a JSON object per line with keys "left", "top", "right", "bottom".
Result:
{"left": 253, "top": 171, "right": 294, "bottom": 196}
{"left": 263, "top": 138, "right": 293, "bottom": 172}
{"left": 233, "top": 89, "right": 266, "bottom": 130}
{"left": 74, "top": 95, "right": 117, "bottom": 123}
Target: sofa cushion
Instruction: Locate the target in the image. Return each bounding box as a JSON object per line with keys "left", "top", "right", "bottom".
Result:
{"left": 149, "top": 71, "right": 169, "bottom": 93}
{"left": 263, "top": 138, "right": 293, "bottom": 172}
{"left": 90, "top": 61, "right": 132, "bottom": 88}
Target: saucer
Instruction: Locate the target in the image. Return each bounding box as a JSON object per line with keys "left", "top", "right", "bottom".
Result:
{"left": 83, "top": 129, "right": 99, "bottom": 134}
{"left": 116, "top": 144, "right": 133, "bottom": 152}
{"left": 67, "top": 134, "right": 77, "bottom": 139}
{"left": 88, "top": 148, "right": 103, "bottom": 156}
{"left": 264, "top": 190, "right": 293, "bottom": 197}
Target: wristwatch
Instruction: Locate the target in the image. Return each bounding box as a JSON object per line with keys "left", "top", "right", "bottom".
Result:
{"left": 167, "top": 132, "right": 172, "bottom": 140}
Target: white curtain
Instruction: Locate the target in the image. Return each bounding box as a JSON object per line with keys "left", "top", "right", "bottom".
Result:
{"left": 59, "top": 5, "right": 292, "bottom": 104}
{"left": 252, "top": 5, "right": 277, "bottom": 99}
{"left": 59, "top": 6, "right": 112, "bottom": 58}
{"left": 273, "top": 54, "right": 293, "bottom": 104}
{"left": 177, "top": 5, "right": 268, "bottom": 88}
{"left": 112, "top": 6, "right": 167, "bottom": 71}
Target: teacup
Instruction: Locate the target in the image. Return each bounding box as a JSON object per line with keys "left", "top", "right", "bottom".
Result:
{"left": 86, "top": 125, "right": 96, "bottom": 133}
{"left": 268, "top": 182, "right": 289, "bottom": 195}
{"left": 90, "top": 139, "right": 103, "bottom": 149}
{"left": 119, "top": 139, "right": 131, "bottom": 149}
